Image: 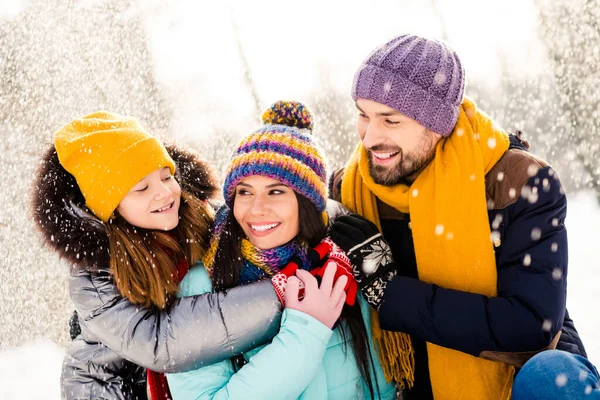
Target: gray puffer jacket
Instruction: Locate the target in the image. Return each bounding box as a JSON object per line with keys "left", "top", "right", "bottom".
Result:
{"left": 32, "top": 144, "right": 283, "bottom": 400}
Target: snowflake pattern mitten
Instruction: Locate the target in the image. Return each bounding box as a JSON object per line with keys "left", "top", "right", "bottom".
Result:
{"left": 330, "top": 214, "right": 398, "bottom": 310}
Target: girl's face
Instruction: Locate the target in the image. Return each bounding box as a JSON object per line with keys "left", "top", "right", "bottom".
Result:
{"left": 117, "top": 167, "right": 181, "bottom": 230}
{"left": 233, "top": 175, "right": 300, "bottom": 250}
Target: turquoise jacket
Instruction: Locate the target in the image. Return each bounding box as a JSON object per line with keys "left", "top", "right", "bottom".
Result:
{"left": 167, "top": 264, "right": 397, "bottom": 400}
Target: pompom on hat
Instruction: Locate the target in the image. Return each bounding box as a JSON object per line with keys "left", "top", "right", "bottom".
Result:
{"left": 53, "top": 111, "right": 176, "bottom": 222}
{"left": 222, "top": 100, "right": 328, "bottom": 213}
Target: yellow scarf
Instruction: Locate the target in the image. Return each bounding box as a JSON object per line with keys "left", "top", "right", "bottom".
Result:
{"left": 341, "top": 97, "right": 515, "bottom": 399}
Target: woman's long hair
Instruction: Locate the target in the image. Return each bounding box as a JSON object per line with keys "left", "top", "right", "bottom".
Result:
{"left": 105, "top": 190, "right": 213, "bottom": 309}
{"left": 211, "top": 193, "right": 379, "bottom": 399}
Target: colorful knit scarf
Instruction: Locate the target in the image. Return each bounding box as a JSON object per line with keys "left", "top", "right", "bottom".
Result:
{"left": 203, "top": 205, "right": 311, "bottom": 282}
{"left": 239, "top": 239, "right": 310, "bottom": 283}
{"left": 341, "top": 97, "right": 515, "bottom": 399}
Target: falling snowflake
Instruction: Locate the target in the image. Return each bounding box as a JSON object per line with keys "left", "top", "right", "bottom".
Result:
{"left": 555, "top": 373, "right": 568, "bottom": 387}
{"left": 433, "top": 72, "right": 446, "bottom": 85}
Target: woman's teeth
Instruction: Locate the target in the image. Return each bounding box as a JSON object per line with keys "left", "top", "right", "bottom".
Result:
{"left": 153, "top": 203, "right": 172, "bottom": 213}
{"left": 251, "top": 223, "right": 279, "bottom": 232}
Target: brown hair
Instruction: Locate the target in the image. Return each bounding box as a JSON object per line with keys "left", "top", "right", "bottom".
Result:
{"left": 106, "top": 190, "right": 213, "bottom": 308}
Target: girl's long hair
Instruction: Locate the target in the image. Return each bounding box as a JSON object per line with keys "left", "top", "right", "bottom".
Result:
{"left": 211, "top": 193, "right": 379, "bottom": 399}
{"left": 105, "top": 190, "right": 213, "bottom": 309}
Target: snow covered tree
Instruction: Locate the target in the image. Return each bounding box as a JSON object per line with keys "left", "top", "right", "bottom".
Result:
{"left": 536, "top": 0, "right": 600, "bottom": 199}
{"left": 0, "top": 0, "right": 171, "bottom": 350}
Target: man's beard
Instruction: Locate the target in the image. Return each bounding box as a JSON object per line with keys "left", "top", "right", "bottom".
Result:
{"left": 367, "top": 132, "right": 437, "bottom": 186}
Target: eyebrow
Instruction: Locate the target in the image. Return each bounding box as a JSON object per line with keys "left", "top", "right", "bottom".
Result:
{"left": 237, "top": 182, "right": 289, "bottom": 189}
{"left": 355, "top": 103, "right": 403, "bottom": 117}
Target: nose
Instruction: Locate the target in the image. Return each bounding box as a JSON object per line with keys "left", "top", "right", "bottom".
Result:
{"left": 249, "top": 195, "right": 269, "bottom": 216}
{"left": 154, "top": 182, "right": 173, "bottom": 201}
{"left": 362, "top": 120, "right": 384, "bottom": 148}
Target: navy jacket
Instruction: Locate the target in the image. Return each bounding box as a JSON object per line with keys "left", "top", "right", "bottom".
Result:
{"left": 330, "top": 135, "right": 586, "bottom": 399}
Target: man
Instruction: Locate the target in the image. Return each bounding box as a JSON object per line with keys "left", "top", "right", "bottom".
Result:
{"left": 329, "top": 34, "right": 598, "bottom": 399}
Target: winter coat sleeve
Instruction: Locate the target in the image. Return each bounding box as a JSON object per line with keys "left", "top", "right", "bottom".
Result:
{"left": 167, "top": 265, "right": 333, "bottom": 400}
{"left": 378, "top": 166, "right": 568, "bottom": 362}
{"left": 61, "top": 337, "right": 147, "bottom": 400}
{"left": 69, "top": 264, "right": 282, "bottom": 373}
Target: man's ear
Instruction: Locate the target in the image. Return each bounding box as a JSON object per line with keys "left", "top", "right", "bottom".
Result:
{"left": 430, "top": 130, "right": 443, "bottom": 141}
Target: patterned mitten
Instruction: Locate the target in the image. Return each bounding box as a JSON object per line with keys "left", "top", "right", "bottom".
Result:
{"left": 271, "top": 260, "right": 302, "bottom": 307}
{"left": 330, "top": 214, "right": 397, "bottom": 310}
{"left": 309, "top": 238, "right": 358, "bottom": 306}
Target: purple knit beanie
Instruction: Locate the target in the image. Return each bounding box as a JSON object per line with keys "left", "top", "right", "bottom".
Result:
{"left": 352, "top": 34, "right": 465, "bottom": 136}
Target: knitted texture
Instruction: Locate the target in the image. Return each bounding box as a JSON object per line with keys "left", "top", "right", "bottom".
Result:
{"left": 202, "top": 205, "right": 310, "bottom": 282}
{"left": 352, "top": 34, "right": 465, "bottom": 136}
{"left": 54, "top": 111, "right": 175, "bottom": 221}
{"left": 222, "top": 100, "right": 328, "bottom": 213}
{"left": 238, "top": 238, "right": 310, "bottom": 284}
{"left": 262, "top": 100, "right": 314, "bottom": 131}
{"left": 341, "top": 97, "right": 513, "bottom": 396}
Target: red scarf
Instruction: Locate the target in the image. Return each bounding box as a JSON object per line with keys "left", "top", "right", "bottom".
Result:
{"left": 147, "top": 257, "right": 189, "bottom": 400}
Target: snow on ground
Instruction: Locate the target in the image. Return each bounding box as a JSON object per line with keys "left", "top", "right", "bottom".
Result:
{"left": 0, "top": 338, "right": 63, "bottom": 399}
{"left": 564, "top": 191, "right": 600, "bottom": 366}
{"left": 1, "top": 192, "right": 598, "bottom": 400}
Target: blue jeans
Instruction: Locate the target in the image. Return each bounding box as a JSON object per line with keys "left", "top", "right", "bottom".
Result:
{"left": 513, "top": 350, "right": 600, "bottom": 399}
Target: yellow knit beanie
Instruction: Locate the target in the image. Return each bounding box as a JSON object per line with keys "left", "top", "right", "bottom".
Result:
{"left": 53, "top": 111, "right": 176, "bottom": 222}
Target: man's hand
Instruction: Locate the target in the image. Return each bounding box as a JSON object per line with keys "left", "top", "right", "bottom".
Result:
{"left": 330, "top": 214, "right": 398, "bottom": 310}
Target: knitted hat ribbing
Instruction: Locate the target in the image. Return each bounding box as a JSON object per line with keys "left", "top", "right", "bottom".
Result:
{"left": 54, "top": 111, "right": 176, "bottom": 222}
{"left": 222, "top": 101, "right": 328, "bottom": 212}
{"left": 352, "top": 34, "right": 465, "bottom": 136}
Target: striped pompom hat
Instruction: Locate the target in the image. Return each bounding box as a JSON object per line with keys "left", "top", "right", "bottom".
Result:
{"left": 222, "top": 100, "right": 328, "bottom": 213}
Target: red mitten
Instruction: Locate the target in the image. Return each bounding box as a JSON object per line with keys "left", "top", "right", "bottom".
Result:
{"left": 311, "top": 239, "right": 333, "bottom": 261}
{"left": 310, "top": 257, "right": 358, "bottom": 306}
{"left": 271, "top": 259, "right": 305, "bottom": 307}
{"left": 273, "top": 239, "right": 352, "bottom": 307}
{"left": 322, "top": 238, "right": 358, "bottom": 306}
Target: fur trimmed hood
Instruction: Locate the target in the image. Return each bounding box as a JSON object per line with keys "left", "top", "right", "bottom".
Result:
{"left": 31, "top": 143, "right": 219, "bottom": 271}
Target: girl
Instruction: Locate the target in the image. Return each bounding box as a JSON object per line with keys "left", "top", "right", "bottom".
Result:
{"left": 167, "top": 101, "right": 397, "bottom": 399}
{"left": 32, "top": 111, "right": 339, "bottom": 399}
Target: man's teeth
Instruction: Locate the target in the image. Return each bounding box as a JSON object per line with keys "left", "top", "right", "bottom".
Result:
{"left": 374, "top": 151, "right": 399, "bottom": 159}
{"left": 251, "top": 223, "right": 279, "bottom": 232}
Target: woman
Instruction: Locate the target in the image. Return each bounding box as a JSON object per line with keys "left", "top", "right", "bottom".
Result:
{"left": 167, "top": 101, "right": 397, "bottom": 399}
{"left": 32, "top": 111, "right": 340, "bottom": 399}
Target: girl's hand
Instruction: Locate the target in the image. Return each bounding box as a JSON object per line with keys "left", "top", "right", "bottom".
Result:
{"left": 285, "top": 261, "right": 347, "bottom": 329}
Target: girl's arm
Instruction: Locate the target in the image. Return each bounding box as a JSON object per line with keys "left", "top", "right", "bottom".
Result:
{"left": 168, "top": 308, "right": 332, "bottom": 400}
{"left": 70, "top": 267, "right": 282, "bottom": 373}
{"left": 61, "top": 337, "right": 147, "bottom": 400}
{"left": 167, "top": 266, "right": 333, "bottom": 400}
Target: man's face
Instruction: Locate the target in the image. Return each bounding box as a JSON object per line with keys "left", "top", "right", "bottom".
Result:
{"left": 356, "top": 99, "right": 442, "bottom": 185}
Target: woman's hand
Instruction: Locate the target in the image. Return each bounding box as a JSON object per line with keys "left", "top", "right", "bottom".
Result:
{"left": 308, "top": 238, "right": 358, "bottom": 306}
{"left": 285, "top": 261, "right": 347, "bottom": 329}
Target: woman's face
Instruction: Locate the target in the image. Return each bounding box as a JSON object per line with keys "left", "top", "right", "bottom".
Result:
{"left": 233, "top": 175, "right": 300, "bottom": 250}
{"left": 117, "top": 167, "right": 181, "bottom": 230}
